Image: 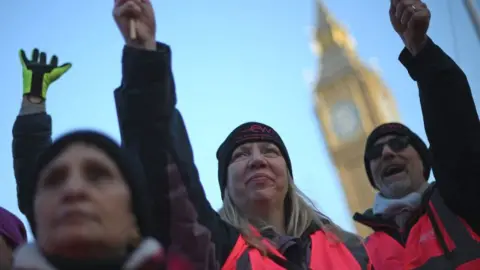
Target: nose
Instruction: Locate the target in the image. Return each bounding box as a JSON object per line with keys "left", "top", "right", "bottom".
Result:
{"left": 381, "top": 144, "right": 396, "bottom": 161}
{"left": 247, "top": 148, "right": 268, "bottom": 169}
{"left": 60, "top": 174, "right": 88, "bottom": 204}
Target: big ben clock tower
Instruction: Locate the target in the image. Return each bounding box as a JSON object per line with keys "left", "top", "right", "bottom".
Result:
{"left": 313, "top": 0, "right": 400, "bottom": 237}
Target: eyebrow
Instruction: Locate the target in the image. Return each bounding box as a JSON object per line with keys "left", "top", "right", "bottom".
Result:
{"left": 235, "top": 144, "right": 251, "bottom": 152}
{"left": 38, "top": 163, "right": 67, "bottom": 184}
{"left": 40, "top": 155, "right": 114, "bottom": 175}
{"left": 259, "top": 142, "right": 278, "bottom": 149}
{"left": 83, "top": 158, "right": 114, "bottom": 173}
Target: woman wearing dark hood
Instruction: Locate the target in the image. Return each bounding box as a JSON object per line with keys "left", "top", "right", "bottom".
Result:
{"left": 12, "top": 130, "right": 169, "bottom": 269}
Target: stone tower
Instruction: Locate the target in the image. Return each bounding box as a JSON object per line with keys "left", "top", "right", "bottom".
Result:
{"left": 313, "top": 0, "right": 400, "bottom": 236}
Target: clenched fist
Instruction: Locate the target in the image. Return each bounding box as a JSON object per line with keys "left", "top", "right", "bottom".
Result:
{"left": 390, "top": 0, "right": 431, "bottom": 55}
{"left": 113, "top": 0, "right": 156, "bottom": 51}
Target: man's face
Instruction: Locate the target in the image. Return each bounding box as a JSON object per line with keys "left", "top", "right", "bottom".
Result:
{"left": 367, "top": 135, "right": 425, "bottom": 199}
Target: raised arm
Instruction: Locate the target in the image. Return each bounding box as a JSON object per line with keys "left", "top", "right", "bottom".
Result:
{"left": 12, "top": 49, "right": 71, "bottom": 216}
{"left": 114, "top": 37, "right": 239, "bottom": 269}
{"left": 391, "top": 0, "right": 480, "bottom": 227}
{"left": 113, "top": 0, "right": 238, "bottom": 266}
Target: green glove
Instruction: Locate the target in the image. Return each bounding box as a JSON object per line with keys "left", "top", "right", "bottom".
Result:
{"left": 19, "top": 48, "right": 72, "bottom": 100}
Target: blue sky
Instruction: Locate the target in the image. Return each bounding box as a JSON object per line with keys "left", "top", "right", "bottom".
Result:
{"left": 1, "top": 0, "right": 479, "bottom": 237}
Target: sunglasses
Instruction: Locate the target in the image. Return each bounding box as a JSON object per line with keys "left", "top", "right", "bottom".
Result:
{"left": 365, "top": 137, "right": 410, "bottom": 160}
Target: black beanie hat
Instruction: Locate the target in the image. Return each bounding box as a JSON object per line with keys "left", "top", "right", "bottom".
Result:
{"left": 216, "top": 122, "right": 293, "bottom": 199}
{"left": 364, "top": 122, "right": 431, "bottom": 189}
{"left": 26, "top": 130, "right": 153, "bottom": 238}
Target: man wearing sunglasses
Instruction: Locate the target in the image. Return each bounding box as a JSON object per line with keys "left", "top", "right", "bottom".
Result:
{"left": 354, "top": 122, "right": 432, "bottom": 221}
{"left": 353, "top": 123, "right": 433, "bottom": 251}
{"left": 354, "top": 120, "right": 480, "bottom": 270}
{"left": 363, "top": 123, "right": 431, "bottom": 202}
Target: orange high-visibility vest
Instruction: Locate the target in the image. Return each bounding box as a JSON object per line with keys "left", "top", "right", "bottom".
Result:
{"left": 222, "top": 228, "right": 370, "bottom": 270}
{"left": 366, "top": 190, "right": 480, "bottom": 269}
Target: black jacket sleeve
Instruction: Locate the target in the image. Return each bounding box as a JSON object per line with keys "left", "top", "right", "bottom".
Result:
{"left": 114, "top": 43, "right": 176, "bottom": 248}
{"left": 399, "top": 37, "right": 480, "bottom": 232}
{"left": 12, "top": 113, "right": 52, "bottom": 215}
{"left": 114, "top": 43, "right": 239, "bottom": 266}
{"left": 169, "top": 110, "right": 240, "bottom": 265}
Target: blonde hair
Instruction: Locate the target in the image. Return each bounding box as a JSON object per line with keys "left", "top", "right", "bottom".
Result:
{"left": 219, "top": 173, "right": 358, "bottom": 253}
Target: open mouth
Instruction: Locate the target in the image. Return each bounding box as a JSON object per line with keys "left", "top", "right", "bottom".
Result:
{"left": 382, "top": 164, "right": 406, "bottom": 178}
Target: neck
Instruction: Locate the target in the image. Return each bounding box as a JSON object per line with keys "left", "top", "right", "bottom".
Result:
{"left": 14, "top": 238, "right": 164, "bottom": 270}
{"left": 415, "top": 181, "right": 429, "bottom": 194}
{"left": 45, "top": 253, "right": 126, "bottom": 270}
{"left": 43, "top": 241, "right": 126, "bottom": 261}
{"left": 42, "top": 242, "right": 127, "bottom": 270}
{"left": 373, "top": 182, "right": 430, "bottom": 219}
{"left": 248, "top": 201, "right": 286, "bottom": 234}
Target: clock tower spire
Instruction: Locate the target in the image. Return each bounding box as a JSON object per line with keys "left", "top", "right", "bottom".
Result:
{"left": 313, "top": 0, "right": 400, "bottom": 237}
{"left": 314, "top": 0, "right": 360, "bottom": 84}
{"left": 315, "top": 0, "right": 355, "bottom": 55}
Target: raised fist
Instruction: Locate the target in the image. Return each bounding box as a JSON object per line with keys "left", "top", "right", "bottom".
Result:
{"left": 389, "top": 0, "right": 431, "bottom": 55}
{"left": 113, "top": 0, "right": 156, "bottom": 51}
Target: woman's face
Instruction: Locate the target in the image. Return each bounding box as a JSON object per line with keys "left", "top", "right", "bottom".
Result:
{"left": 227, "top": 142, "right": 288, "bottom": 210}
{"left": 34, "top": 142, "right": 138, "bottom": 258}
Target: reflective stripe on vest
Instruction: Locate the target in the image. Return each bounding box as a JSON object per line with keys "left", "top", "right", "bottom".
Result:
{"left": 222, "top": 229, "right": 370, "bottom": 270}
{"left": 415, "top": 190, "right": 480, "bottom": 269}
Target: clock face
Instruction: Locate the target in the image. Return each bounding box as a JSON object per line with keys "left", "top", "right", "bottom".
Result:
{"left": 330, "top": 101, "right": 361, "bottom": 140}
